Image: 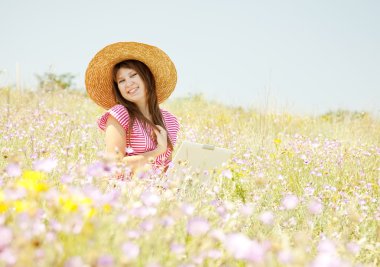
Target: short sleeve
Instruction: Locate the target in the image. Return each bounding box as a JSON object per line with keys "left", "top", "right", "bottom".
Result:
{"left": 161, "top": 109, "right": 180, "bottom": 146}
{"left": 97, "top": 104, "right": 130, "bottom": 131}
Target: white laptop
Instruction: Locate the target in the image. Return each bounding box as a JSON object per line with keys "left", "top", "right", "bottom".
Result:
{"left": 170, "top": 141, "right": 233, "bottom": 172}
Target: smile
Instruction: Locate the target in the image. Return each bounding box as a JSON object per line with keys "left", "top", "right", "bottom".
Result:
{"left": 128, "top": 87, "right": 138, "bottom": 94}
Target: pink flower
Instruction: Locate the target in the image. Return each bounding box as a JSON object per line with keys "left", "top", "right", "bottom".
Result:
{"left": 0, "top": 227, "right": 12, "bottom": 250}
{"left": 181, "top": 203, "right": 195, "bottom": 216}
{"left": 259, "top": 211, "right": 274, "bottom": 225}
{"left": 244, "top": 240, "right": 266, "bottom": 263}
{"left": 187, "top": 217, "right": 210, "bottom": 236}
{"left": 140, "top": 191, "right": 160, "bottom": 206}
{"left": 61, "top": 174, "right": 74, "bottom": 183}
{"left": 125, "top": 147, "right": 134, "bottom": 154}
{"left": 222, "top": 169, "right": 233, "bottom": 179}
{"left": 278, "top": 250, "right": 293, "bottom": 264}
{"left": 318, "top": 238, "right": 336, "bottom": 254}
{"left": 308, "top": 199, "right": 323, "bottom": 215}
{"left": 170, "top": 243, "right": 185, "bottom": 254}
{"left": 224, "top": 233, "right": 252, "bottom": 258}
{"left": 5, "top": 163, "right": 21, "bottom": 177}
{"left": 207, "top": 249, "right": 222, "bottom": 259}
{"left": 122, "top": 242, "right": 140, "bottom": 259}
{"left": 224, "top": 233, "right": 265, "bottom": 263}
{"left": 0, "top": 248, "right": 17, "bottom": 265}
{"left": 64, "top": 256, "right": 85, "bottom": 267}
{"left": 282, "top": 195, "right": 299, "bottom": 210}
{"left": 140, "top": 220, "right": 154, "bottom": 232}
{"left": 346, "top": 242, "right": 360, "bottom": 255}
{"left": 240, "top": 203, "right": 254, "bottom": 216}
{"left": 96, "top": 255, "right": 114, "bottom": 267}
{"left": 33, "top": 158, "right": 57, "bottom": 173}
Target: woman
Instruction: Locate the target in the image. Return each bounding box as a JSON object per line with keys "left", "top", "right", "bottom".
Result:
{"left": 85, "top": 42, "right": 180, "bottom": 175}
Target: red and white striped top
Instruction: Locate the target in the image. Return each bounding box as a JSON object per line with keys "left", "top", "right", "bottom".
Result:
{"left": 98, "top": 104, "right": 180, "bottom": 171}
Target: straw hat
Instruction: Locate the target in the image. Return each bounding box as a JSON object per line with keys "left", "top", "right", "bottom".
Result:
{"left": 85, "top": 42, "right": 177, "bottom": 109}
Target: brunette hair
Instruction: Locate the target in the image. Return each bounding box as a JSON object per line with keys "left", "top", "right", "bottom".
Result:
{"left": 112, "top": 60, "right": 173, "bottom": 152}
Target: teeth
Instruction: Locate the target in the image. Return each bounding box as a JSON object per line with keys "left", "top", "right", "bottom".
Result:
{"left": 128, "top": 87, "right": 138, "bottom": 94}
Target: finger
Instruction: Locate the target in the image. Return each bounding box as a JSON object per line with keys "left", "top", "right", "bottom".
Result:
{"left": 156, "top": 125, "right": 167, "bottom": 133}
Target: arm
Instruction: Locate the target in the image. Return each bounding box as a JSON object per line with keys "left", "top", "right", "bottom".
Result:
{"left": 105, "top": 115, "right": 167, "bottom": 171}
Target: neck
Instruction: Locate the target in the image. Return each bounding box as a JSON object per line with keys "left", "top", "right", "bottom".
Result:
{"left": 137, "top": 102, "right": 151, "bottom": 120}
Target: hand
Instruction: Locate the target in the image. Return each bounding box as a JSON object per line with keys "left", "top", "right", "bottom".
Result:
{"left": 153, "top": 125, "right": 167, "bottom": 155}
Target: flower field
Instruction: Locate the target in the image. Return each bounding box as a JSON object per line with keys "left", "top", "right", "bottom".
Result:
{"left": 0, "top": 88, "right": 379, "bottom": 266}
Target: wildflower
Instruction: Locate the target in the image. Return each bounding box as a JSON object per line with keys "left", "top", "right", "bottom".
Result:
{"left": 282, "top": 195, "right": 299, "bottom": 210}
{"left": 61, "top": 174, "right": 74, "bottom": 183}
{"left": 0, "top": 248, "right": 17, "bottom": 265}
{"left": 5, "top": 163, "right": 21, "bottom": 177}
{"left": 221, "top": 169, "right": 233, "bottom": 179}
{"left": 187, "top": 217, "right": 210, "bottom": 236}
{"left": 224, "top": 233, "right": 265, "bottom": 263}
{"left": 140, "top": 219, "right": 154, "bottom": 232}
{"left": 181, "top": 203, "right": 195, "bottom": 216}
{"left": 170, "top": 243, "right": 185, "bottom": 255}
{"left": 14, "top": 200, "right": 33, "bottom": 213}
{"left": 207, "top": 249, "right": 222, "bottom": 259}
{"left": 122, "top": 242, "right": 140, "bottom": 259}
{"left": 244, "top": 240, "right": 266, "bottom": 263}
{"left": 308, "top": 199, "right": 323, "bottom": 215}
{"left": 33, "top": 158, "right": 57, "bottom": 173}
{"left": 259, "top": 211, "right": 274, "bottom": 225}
{"left": 0, "top": 227, "right": 12, "bottom": 250}
{"left": 59, "top": 197, "right": 78, "bottom": 213}
{"left": 125, "top": 146, "right": 134, "bottom": 154}
{"left": 17, "top": 171, "right": 48, "bottom": 193}
{"left": 0, "top": 192, "right": 8, "bottom": 213}
{"left": 140, "top": 191, "right": 160, "bottom": 206}
{"left": 278, "top": 250, "right": 293, "bottom": 264}
{"left": 240, "top": 203, "right": 254, "bottom": 216}
{"left": 96, "top": 255, "right": 114, "bottom": 267}
{"left": 64, "top": 256, "right": 85, "bottom": 267}
{"left": 346, "top": 241, "right": 360, "bottom": 255}
{"left": 318, "top": 238, "right": 333, "bottom": 251}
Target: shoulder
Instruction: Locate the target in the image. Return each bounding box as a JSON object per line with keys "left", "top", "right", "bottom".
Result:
{"left": 98, "top": 104, "right": 130, "bottom": 131}
{"left": 161, "top": 109, "right": 180, "bottom": 129}
{"left": 160, "top": 108, "right": 180, "bottom": 145}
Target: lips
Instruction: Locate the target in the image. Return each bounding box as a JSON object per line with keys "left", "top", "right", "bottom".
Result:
{"left": 128, "top": 87, "right": 138, "bottom": 94}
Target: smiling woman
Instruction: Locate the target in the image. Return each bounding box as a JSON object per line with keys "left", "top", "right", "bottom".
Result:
{"left": 85, "top": 42, "right": 180, "bottom": 176}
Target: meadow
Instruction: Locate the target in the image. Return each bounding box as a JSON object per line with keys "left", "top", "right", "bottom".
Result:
{"left": 0, "top": 88, "right": 379, "bottom": 266}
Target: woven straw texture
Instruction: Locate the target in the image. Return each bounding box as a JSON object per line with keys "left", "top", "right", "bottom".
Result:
{"left": 85, "top": 42, "right": 177, "bottom": 109}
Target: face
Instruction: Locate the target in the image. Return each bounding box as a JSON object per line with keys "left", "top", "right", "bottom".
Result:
{"left": 115, "top": 67, "right": 147, "bottom": 106}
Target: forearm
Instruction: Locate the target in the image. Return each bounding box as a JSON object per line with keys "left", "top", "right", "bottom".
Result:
{"left": 122, "top": 148, "right": 165, "bottom": 171}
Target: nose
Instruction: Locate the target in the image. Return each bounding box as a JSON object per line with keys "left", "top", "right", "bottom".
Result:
{"left": 126, "top": 79, "right": 133, "bottom": 86}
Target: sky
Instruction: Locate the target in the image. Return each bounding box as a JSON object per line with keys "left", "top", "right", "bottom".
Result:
{"left": 1, "top": 0, "right": 379, "bottom": 115}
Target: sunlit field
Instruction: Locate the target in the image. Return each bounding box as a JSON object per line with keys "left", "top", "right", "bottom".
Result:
{"left": 0, "top": 88, "right": 379, "bottom": 266}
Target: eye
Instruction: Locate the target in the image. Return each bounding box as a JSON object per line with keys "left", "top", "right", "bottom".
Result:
{"left": 118, "top": 79, "right": 125, "bottom": 84}
{"left": 130, "top": 73, "right": 137, "bottom": 78}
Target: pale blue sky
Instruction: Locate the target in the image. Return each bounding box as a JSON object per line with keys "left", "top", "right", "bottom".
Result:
{"left": 1, "top": 0, "right": 379, "bottom": 115}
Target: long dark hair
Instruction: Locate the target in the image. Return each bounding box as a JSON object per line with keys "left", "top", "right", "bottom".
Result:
{"left": 112, "top": 60, "right": 173, "bottom": 152}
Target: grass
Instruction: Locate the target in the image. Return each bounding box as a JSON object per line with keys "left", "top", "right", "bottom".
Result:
{"left": 0, "top": 87, "right": 379, "bottom": 266}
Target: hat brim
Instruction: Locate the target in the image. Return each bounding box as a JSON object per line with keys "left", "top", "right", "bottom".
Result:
{"left": 85, "top": 42, "right": 177, "bottom": 109}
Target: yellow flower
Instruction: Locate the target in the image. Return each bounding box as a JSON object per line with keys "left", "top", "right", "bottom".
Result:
{"left": 58, "top": 195, "right": 93, "bottom": 214}
{"left": 274, "top": 138, "right": 282, "bottom": 145}
{"left": 0, "top": 192, "right": 8, "bottom": 213}
{"left": 59, "top": 197, "right": 78, "bottom": 212}
{"left": 17, "top": 171, "right": 48, "bottom": 193}
{"left": 86, "top": 207, "right": 96, "bottom": 219}
{"left": 103, "top": 203, "right": 112, "bottom": 213}
{"left": 0, "top": 203, "right": 8, "bottom": 213}
{"left": 14, "top": 200, "right": 32, "bottom": 212}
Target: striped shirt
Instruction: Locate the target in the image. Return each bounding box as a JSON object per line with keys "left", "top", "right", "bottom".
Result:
{"left": 98, "top": 104, "right": 180, "bottom": 171}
